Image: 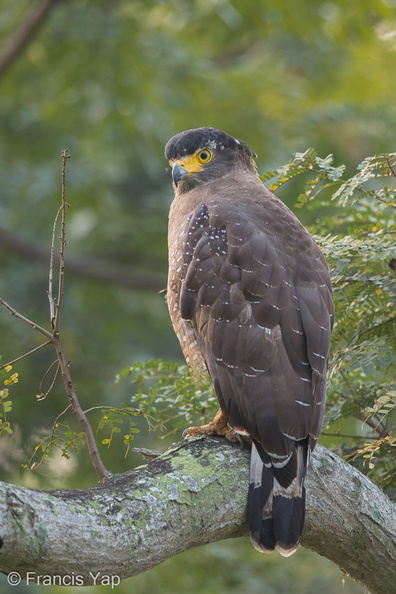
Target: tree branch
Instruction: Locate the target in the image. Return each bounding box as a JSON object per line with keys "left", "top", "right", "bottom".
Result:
{"left": 1, "top": 152, "right": 110, "bottom": 483}
{"left": 50, "top": 332, "right": 111, "bottom": 482}
{"left": 0, "top": 298, "right": 52, "bottom": 340}
{"left": 0, "top": 438, "right": 394, "bottom": 593}
{"left": 51, "top": 149, "right": 70, "bottom": 333}
{"left": 0, "top": 0, "right": 61, "bottom": 79}
{"left": 0, "top": 226, "right": 165, "bottom": 292}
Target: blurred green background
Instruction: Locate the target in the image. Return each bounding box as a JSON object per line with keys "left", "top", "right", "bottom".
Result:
{"left": 1, "top": 0, "right": 395, "bottom": 592}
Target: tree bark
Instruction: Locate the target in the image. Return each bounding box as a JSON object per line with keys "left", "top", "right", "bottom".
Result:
{"left": 0, "top": 437, "right": 394, "bottom": 592}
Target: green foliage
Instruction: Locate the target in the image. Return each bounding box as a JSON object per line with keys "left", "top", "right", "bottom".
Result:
{"left": 0, "top": 359, "right": 16, "bottom": 435}
{"left": 117, "top": 359, "right": 217, "bottom": 437}
{"left": 348, "top": 435, "right": 396, "bottom": 488}
{"left": 23, "top": 422, "right": 86, "bottom": 471}
{"left": 96, "top": 406, "right": 143, "bottom": 456}
{"left": 333, "top": 153, "right": 396, "bottom": 206}
{"left": 261, "top": 148, "right": 346, "bottom": 205}
{"left": 21, "top": 405, "right": 152, "bottom": 470}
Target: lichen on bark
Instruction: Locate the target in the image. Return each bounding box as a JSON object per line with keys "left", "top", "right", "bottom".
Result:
{"left": 0, "top": 437, "right": 395, "bottom": 593}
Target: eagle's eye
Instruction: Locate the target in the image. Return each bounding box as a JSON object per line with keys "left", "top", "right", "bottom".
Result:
{"left": 197, "top": 149, "right": 213, "bottom": 164}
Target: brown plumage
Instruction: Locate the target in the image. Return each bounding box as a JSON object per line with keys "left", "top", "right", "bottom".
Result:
{"left": 165, "top": 127, "right": 334, "bottom": 556}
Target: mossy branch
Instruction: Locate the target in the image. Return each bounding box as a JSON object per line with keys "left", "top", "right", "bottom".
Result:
{"left": 0, "top": 438, "right": 394, "bottom": 593}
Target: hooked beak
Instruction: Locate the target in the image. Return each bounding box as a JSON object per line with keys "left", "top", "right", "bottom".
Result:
{"left": 172, "top": 162, "right": 187, "bottom": 187}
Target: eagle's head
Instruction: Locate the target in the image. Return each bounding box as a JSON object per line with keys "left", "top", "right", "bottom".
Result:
{"left": 165, "top": 127, "right": 257, "bottom": 193}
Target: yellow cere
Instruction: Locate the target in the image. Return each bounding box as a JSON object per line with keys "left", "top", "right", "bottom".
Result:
{"left": 170, "top": 148, "right": 213, "bottom": 173}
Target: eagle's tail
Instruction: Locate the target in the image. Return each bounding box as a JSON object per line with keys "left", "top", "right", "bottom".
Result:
{"left": 248, "top": 441, "right": 308, "bottom": 556}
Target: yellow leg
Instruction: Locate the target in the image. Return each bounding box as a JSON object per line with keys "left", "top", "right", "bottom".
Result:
{"left": 183, "top": 409, "right": 241, "bottom": 443}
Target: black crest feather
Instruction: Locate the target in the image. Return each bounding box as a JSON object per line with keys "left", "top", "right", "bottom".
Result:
{"left": 164, "top": 127, "right": 256, "bottom": 161}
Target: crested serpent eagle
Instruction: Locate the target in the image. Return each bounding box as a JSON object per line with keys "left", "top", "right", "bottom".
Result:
{"left": 165, "top": 127, "right": 334, "bottom": 556}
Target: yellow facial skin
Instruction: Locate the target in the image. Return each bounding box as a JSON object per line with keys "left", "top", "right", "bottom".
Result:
{"left": 169, "top": 148, "right": 213, "bottom": 174}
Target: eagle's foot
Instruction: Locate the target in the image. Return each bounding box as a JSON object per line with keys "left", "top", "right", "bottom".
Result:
{"left": 183, "top": 409, "right": 241, "bottom": 444}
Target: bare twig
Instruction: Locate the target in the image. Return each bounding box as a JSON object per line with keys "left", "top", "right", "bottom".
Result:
{"left": 354, "top": 411, "right": 389, "bottom": 439}
{"left": 0, "top": 0, "right": 60, "bottom": 79}
{"left": 37, "top": 359, "right": 60, "bottom": 400}
{"left": 0, "top": 341, "right": 51, "bottom": 369}
{"left": 49, "top": 150, "right": 109, "bottom": 481}
{"left": 386, "top": 156, "right": 396, "bottom": 179}
{"left": 321, "top": 432, "right": 379, "bottom": 440}
{"left": 0, "top": 150, "right": 111, "bottom": 483}
{"left": 48, "top": 206, "right": 62, "bottom": 327}
{"left": 52, "top": 150, "right": 70, "bottom": 333}
{"left": 0, "top": 298, "right": 52, "bottom": 340}
{"left": 52, "top": 403, "right": 72, "bottom": 427}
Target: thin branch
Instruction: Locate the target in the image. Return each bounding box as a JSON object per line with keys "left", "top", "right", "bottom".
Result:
{"left": 354, "top": 410, "right": 389, "bottom": 439}
{"left": 1, "top": 151, "right": 111, "bottom": 483}
{"left": 335, "top": 382, "right": 390, "bottom": 440}
{"left": 37, "top": 360, "right": 60, "bottom": 400}
{"left": 321, "top": 431, "right": 379, "bottom": 440}
{"left": 0, "top": 0, "right": 61, "bottom": 79}
{"left": 357, "top": 316, "right": 396, "bottom": 341}
{"left": 39, "top": 359, "right": 58, "bottom": 391}
{"left": 45, "top": 403, "right": 72, "bottom": 456}
{"left": 0, "top": 302, "right": 111, "bottom": 478}
{"left": 0, "top": 298, "right": 52, "bottom": 340}
{"left": 52, "top": 335, "right": 111, "bottom": 481}
{"left": 0, "top": 341, "right": 51, "bottom": 369}
{"left": 31, "top": 404, "right": 71, "bottom": 470}
{"left": 48, "top": 150, "right": 109, "bottom": 481}
{"left": 84, "top": 405, "right": 140, "bottom": 415}
{"left": 48, "top": 206, "right": 62, "bottom": 327}
{"left": 52, "top": 150, "right": 70, "bottom": 333}
{"left": 386, "top": 157, "right": 396, "bottom": 179}
{"left": 52, "top": 403, "right": 72, "bottom": 427}
{"left": 0, "top": 226, "right": 165, "bottom": 292}
{"left": 24, "top": 403, "right": 72, "bottom": 471}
